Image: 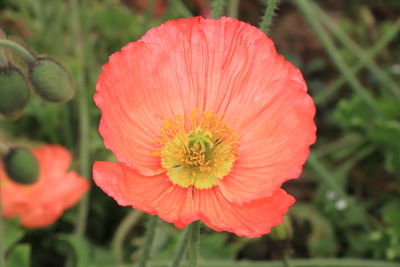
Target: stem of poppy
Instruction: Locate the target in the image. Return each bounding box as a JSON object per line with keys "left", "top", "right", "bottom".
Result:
{"left": 137, "top": 215, "right": 158, "bottom": 267}
{"left": 69, "top": 0, "right": 91, "bottom": 237}
{"left": 111, "top": 210, "right": 143, "bottom": 264}
{"left": 227, "top": 0, "right": 240, "bottom": 19}
{"left": 211, "top": 0, "right": 225, "bottom": 19}
{"left": 259, "top": 0, "right": 280, "bottom": 34}
{"left": 170, "top": 224, "right": 191, "bottom": 267}
{"left": 188, "top": 221, "right": 201, "bottom": 267}
{"left": 0, "top": 39, "right": 36, "bottom": 65}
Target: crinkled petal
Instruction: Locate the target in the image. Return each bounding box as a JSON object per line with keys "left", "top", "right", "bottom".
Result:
{"left": 219, "top": 80, "right": 316, "bottom": 204}
{"left": 95, "top": 16, "right": 308, "bottom": 176}
{"left": 93, "top": 161, "right": 295, "bottom": 237}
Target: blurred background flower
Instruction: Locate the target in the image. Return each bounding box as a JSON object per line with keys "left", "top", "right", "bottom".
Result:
{"left": 1, "top": 145, "right": 89, "bottom": 228}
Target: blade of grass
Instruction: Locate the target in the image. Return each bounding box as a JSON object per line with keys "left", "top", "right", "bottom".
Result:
{"left": 314, "top": 20, "right": 400, "bottom": 104}
{"left": 307, "top": 153, "right": 372, "bottom": 231}
{"left": 294, "top": 0, "right": 379, "bottom": 113}
{"left": 170, "top": 0, "right": 193, "bottom": 17}
{"left": 259, "top": 0, "right": 280, "bottom": 34}
{"left": 312, "top": 3, "right": 400, "bottom": 100}
{"left": 140, "top": 0, "right": 156, "bottom": 35}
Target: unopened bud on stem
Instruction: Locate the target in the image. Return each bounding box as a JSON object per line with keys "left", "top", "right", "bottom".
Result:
{"left": 29, "top": 57, "right": 74, "bottom": 102}
{"left": 4, "top": 147, "right": 39, "bottom": 185}
{"left": 0, "top": 66, "right": 31, "bottom": 118}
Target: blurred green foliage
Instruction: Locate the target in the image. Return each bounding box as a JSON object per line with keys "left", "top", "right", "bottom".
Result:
{"left": 0, "top": 0, "right": 399, "bottom": 266}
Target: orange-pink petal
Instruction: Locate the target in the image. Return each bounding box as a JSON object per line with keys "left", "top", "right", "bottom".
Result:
{"left": 93, "top": 161, "right": 294, "bottom": 237}
{"left": 219, "top": 80, "right": 316, "bottom": 203}
{"left": 95, "top": 17, "right": 311, "bottom": 177}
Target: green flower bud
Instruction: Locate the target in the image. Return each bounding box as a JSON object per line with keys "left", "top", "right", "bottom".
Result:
{"left": 4, "top": 147, "right": 39, "bottom": 185}
{"left": 29, "top": 57, "right": 74, "bottom": 102}
{"left": 0, "top": 66, "right": 31, "bottom": 118}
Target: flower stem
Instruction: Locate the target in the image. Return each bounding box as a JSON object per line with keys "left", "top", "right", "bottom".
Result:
{"left": 137, "top": 216, "right": 158, "bottom": 267}
{"left": 227, "top": 0, "right": 240, "bottom": 18}
{"left": 259, "top": 0, "right": 280, "bottom": 34}
{"left": 111, "top": 210, "right": 143, "bottom": 264}
{"left": 188, "top": 221, "right": 201, "bottom": 267}
{"left": 170, "top": 225, "right": 191, "bottom": 267}
{"left": 0, "top": 39, "right": 35, "bottom": 64}
{"left": 69, "top": 0, "right": 91, "bottom": 237}
{"left": 211, "top": 0, "right": 225, "bottom": 19}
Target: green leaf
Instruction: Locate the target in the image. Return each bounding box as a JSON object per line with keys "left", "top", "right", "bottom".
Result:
{"left": 7, "top": 244, "right": 30, "bottom": 267}
{"left": 3, "top": 218, "right": 24, "bottom": 250}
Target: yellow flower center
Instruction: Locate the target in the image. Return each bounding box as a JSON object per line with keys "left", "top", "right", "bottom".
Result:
{"left": 154, "top": 109, "right": 239, "bottom": 189}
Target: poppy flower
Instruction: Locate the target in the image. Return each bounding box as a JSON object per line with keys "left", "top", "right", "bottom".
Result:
{"left": 93, "top": 17, "right": 316, "bottom": 237}
{"left": 0, "top": 145, "right": 90, "bottom": 228}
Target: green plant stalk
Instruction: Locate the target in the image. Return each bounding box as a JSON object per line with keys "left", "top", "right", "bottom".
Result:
{"left": 259, "top": 0, "right": 280, "bottom": 34}
{"left": 227, "top": 0, "right": 240, "bottom": 18}
{"left": 170, "top": 224, "right": 192, "bottom": 267}
{"left": 314, "top": 20, "right": 400, "bottom": 104}
{"left": 307, "top": 154, "right": 372, "bottom": 230}
{"left": 188, "top": 221, "right": 201, "bottom": 267}
{"left": 0, "top": 39, "right": 35, "bottom": 64}
{"left": 0, "top": 49, "right": 7, "bottom": 67}
{"left": 137, "top": 216, "right": 158, "bottom": 267}
{"left": 211, "top": 0, "right": 225, "bottom": 19}
{"left": 170, "top": 0, "right": 193, "bottom": 17}
{"left": 70, "top": 0, "right": 90, "bottom": 237}
{"left": 283, "top": 256, "right": 292, "bottom": 267}
{"left": 294, "top": 0, "right": 379, "bottom": 113}
{"left": 313, "top": 3, "right": 400, "bottom": 100}
{"left": 111, "top": 210, "right": 143, "bottom": 265}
